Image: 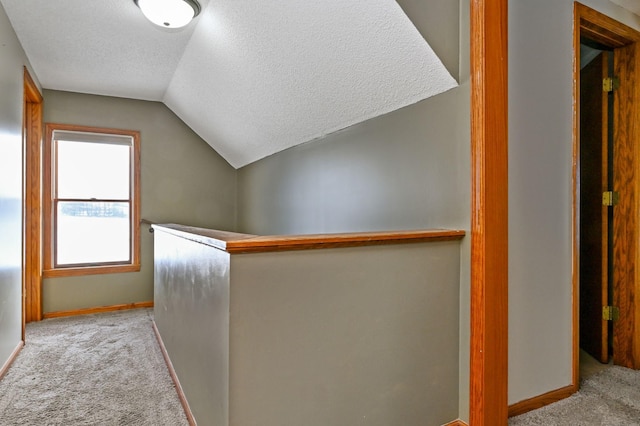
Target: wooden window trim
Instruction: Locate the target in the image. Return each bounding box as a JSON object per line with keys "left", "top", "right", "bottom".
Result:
{"left": 43, "top": 123, "right": 141, "bottom": 278}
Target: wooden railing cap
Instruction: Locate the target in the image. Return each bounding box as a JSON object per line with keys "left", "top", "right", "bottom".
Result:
{"left": 152, "top": 224, "right": 465, "bottom": 254}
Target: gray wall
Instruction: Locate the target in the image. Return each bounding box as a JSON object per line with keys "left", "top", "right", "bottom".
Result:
{"left": 153, "top": 225, "right": 461, "bottom": 426}
{"left": 230, "top": 242, "right": 461, "bottom": 426}
{"left": 0, "top": 4, "right": 37, "bottom": 368}
{"left": 237, "top": 0, "right": 471, "bottom": 419}
{"left": 508, "top": 0, "right": 640, "bottom": 405}
{"left": 154, "top": 229, "right": 231, "bottom": 426}
{"left": 237, "top": 87, "right": 467, "bottom": 235}
{"left": 10, "top": 0, "right": 639, "bottom": 420}
{"left": 236, "top": 0, "right": 466, "bottom": 235}
{"left": 237, "top": 0, "right": 640, "bottom": 417}
{"left": 42, "top": 91, "right": 237, "bottom": 314}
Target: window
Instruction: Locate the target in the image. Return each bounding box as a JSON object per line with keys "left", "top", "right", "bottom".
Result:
{"left": 43, "top": 124, "right": 141, "bottom": 277}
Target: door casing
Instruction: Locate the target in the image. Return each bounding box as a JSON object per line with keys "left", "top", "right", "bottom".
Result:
{"left": 573, "top": 3, "right": 640, "bottom": 378}
{"left": 23, "top": 67, "right": 43, "bottom": 328}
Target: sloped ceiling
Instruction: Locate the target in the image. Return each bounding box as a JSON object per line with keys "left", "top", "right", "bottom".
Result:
{"left": 1, "top": 0, "right": 457, "bottom": 168}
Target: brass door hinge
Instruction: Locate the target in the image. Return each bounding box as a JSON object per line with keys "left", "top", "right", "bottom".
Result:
{"left": 603, "top": 77, "right": 620, "bottom": 92}
{"left": 603, "top": 306, "right": 620, "bottom": 321}
{"left": 603, "top": 191, "right": 620, "bottom": 206}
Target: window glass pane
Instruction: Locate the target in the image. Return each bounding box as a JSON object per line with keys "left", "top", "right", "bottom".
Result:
{"left": 56, "top": 201, "right": 130, "bottom": 265}
{"left": 57, "top": 140, "right": 130, "bottom": 199}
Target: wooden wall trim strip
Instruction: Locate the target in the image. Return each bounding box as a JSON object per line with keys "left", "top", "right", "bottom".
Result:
{"left": 226, "top": 230, "right": 465, "bottom": 253}
{"left": 469, "top": 0, "right": 509, "bottom": 424}
{"left": 23, "top": 67, "right": 43, "bottom": 324}
{"left": 508, "top": 384, "right": 577, "bottom": 418}
{"left": 0, "top": 341, "right": 24, "bottom": 382}
{"left": 442, "top": 420, "right": 469, "bottom": 426}
{"left": 225, "top": 229, "right": 465, "bottom": 253}
{"left": 152, "top": 321, "right": 196, "bottom": 426}
{"left": 42, "top": 301, "right": 153, "bottom": 319}
{"left": 23, "top": 69, "right": 43, "bottom": 103}
{"left": 153, "top": 224, "right": 465, "bottom": 254}
{"left": 42, "top": 263, "right": 141, "bottom": 279}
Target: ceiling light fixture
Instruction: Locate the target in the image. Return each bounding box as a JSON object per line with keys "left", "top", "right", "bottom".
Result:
{"left": 134, "top": 0, "right": 201, "bottom": 29}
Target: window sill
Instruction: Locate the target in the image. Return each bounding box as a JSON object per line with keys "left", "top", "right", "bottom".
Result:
{"left": 43, "top": 263, "right": 140, "bottom": 278}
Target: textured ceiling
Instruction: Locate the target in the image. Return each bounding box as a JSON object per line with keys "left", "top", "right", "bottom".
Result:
{"left": 1, "top": 0, "right": 457, "bottom": 168}
{"left": 0, "top": 0, "right": 201, "bottom": 101}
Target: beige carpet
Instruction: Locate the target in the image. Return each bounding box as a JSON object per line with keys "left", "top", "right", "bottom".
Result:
{"left": 0, "top": 308, "right": 189, "bottom": 425}
{"left": 509, "top": 363, "right": 640, "bottom": 425}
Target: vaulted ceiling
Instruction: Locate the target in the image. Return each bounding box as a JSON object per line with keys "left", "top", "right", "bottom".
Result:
{"left": 1, "top": 0, "right": 457, "bottom": 168}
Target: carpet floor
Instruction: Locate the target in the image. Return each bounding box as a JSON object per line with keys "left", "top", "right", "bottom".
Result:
{"left": 509, "top": 364, "right": 640, "bottom": 425}
{"left": 0, "top": 308, "right": 189, "bottom": 425}
{"left": 6, "top": 310, "right": 639, "bottom": 425}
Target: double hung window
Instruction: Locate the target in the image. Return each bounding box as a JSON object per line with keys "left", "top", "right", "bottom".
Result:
{"left": 43, "top": 124, "right": 140, "bottom": 277}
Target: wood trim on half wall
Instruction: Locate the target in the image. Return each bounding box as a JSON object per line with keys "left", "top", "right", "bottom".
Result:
{"left": 469, "top": 0, "right": 509, "bottom": 424}
{"left": 151, "top": 321, "right": 196, "bottom": 426}
{"left": 0, "top": 341, "right": 24, "bottom": 382}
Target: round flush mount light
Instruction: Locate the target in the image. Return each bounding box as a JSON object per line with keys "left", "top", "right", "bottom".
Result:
{"left": 134, "top": 0, "right": 201, "bottom": 29}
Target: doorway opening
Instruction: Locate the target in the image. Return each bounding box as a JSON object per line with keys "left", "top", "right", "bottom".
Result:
{"left": 578, "top": 41, "right": 613, "bottom": 368}
{"left": 574, "top": 3, "right": 640, "bottom": 386}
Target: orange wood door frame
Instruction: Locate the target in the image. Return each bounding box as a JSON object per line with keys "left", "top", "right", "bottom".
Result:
{"left": 472, "top": 3, "right": 640, "bottom": 420}
{"left": 469, "top": 0, "right": 509, "bottom": 424}
{"left": 23, "top": 67, "right": 43, "bottom": 326}
{"left": 573, "top": 2, "right": 640, "bottom": 381}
